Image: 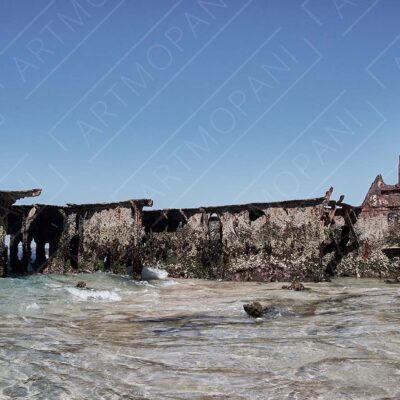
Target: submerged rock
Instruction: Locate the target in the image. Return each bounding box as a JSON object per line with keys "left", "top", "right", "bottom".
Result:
{"left": 76, "top": 281, "right": 87, "bottom": 289}
{"left": 243, "top": 301, "right": 265, "bottom": 318}
{"left": 282, "top": 281, "right": 307, "bottom": 291}
{"left": 385, "top": 278, "right": 400, "bottom": 284}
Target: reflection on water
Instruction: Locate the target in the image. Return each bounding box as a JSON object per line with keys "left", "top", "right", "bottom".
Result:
{"left": 0, "top": 273, "right": 400, "bottom": 399}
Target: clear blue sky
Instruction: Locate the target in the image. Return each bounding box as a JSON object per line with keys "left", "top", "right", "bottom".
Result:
{"left": 1, "top": 0, "right": 399, "bottom": 208}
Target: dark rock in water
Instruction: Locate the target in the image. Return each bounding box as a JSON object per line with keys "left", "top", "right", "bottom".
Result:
{"left": 76, "top": 281, "right": 87, "bottom": 289}
{"left": 3, "top": 385, "right": 28, "bottom": 398}
{"left": 385, "top": 278, "right": 400, "bottom": 284}
{"left": 292, "top": 282, "right": 306, "bottom": 291}
{"left": 243, "top": 301, "right": 265, "bottom": 318}
{"left": 282, "top": 281, "right": 307, "bottom": 291}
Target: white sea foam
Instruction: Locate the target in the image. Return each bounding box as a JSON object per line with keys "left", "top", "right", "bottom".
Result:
{"left": 66, "top": 287, "right": 121, "bottom": 301}
{"left": 141, "top": 266, "right": 169, "bottom": 281}
{"left": 160, "top": 280, "right": 178, "bottom": 286}
{"left": 26, "top": 303, "right": 40, "bottom": 310}
{"left": 135, "top": 280, "right": 154, "bottom": 287}
{"left": 46, "top": 283, "right": 63, "bottom": 289}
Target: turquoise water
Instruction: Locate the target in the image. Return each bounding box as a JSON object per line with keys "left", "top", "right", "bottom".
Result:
{"left": 0, "top": 273, "right": 400, "bottom": 399}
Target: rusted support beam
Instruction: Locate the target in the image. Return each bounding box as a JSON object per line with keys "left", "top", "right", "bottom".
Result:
{"left": 179, "top": 209, "right": 188, "bottom": 222}
{"left": 398, "top": 154, "right": 400, "bottom": 185}
{"left": 0, "top": 189, "right": 42, "bottom": 206}
{"left": 67, "top": 198, "right": 153, "bottom": 210}
{"left": 344, "top": 209, "right": 359, "bottom": 245}
{"left": 323, "top": 187, "right": 334, "bottom": 205}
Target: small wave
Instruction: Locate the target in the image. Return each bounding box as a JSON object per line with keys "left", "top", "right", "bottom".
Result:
{"left": 141, "top": 267, "right": 169, "bottom": 281}
{"left": 45, "top": 283, "right": 63, "bottom": 289}
{"left": 134, "top": 280, "right": 154, "bottom": 287}
{"left": 66, "top": 287, "right": 121, "bottom": 301}
{"left": 265, "top": 307, "right": 296, "bottom": 318}
{"left": 26, "top": 303, "right": 40, "bottom": 310}
{"left": 158, "top": 280, "right": 178, "bottom": 287}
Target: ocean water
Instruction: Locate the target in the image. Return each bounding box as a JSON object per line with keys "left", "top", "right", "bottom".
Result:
{"left": 0, "top": 273, "right": 400, "bottom": 399}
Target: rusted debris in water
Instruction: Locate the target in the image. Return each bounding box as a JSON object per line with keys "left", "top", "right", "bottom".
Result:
{"left": 243, "top": 302, "right": 266, "bottom": 318}
{"left": 282, "top": 282, "right": 307, "bottom": 291}
{"left": 76, "top": 281, "right": 87, "bottom": 289}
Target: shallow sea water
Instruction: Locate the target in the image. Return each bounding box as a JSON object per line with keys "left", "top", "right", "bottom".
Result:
{"left": 0, "top": 273, "right": 400, "bottom": 399}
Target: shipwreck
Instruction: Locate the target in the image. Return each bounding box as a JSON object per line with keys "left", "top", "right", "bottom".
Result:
{"left": 1, "top": 159, "right": 400, "bottom": 281}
